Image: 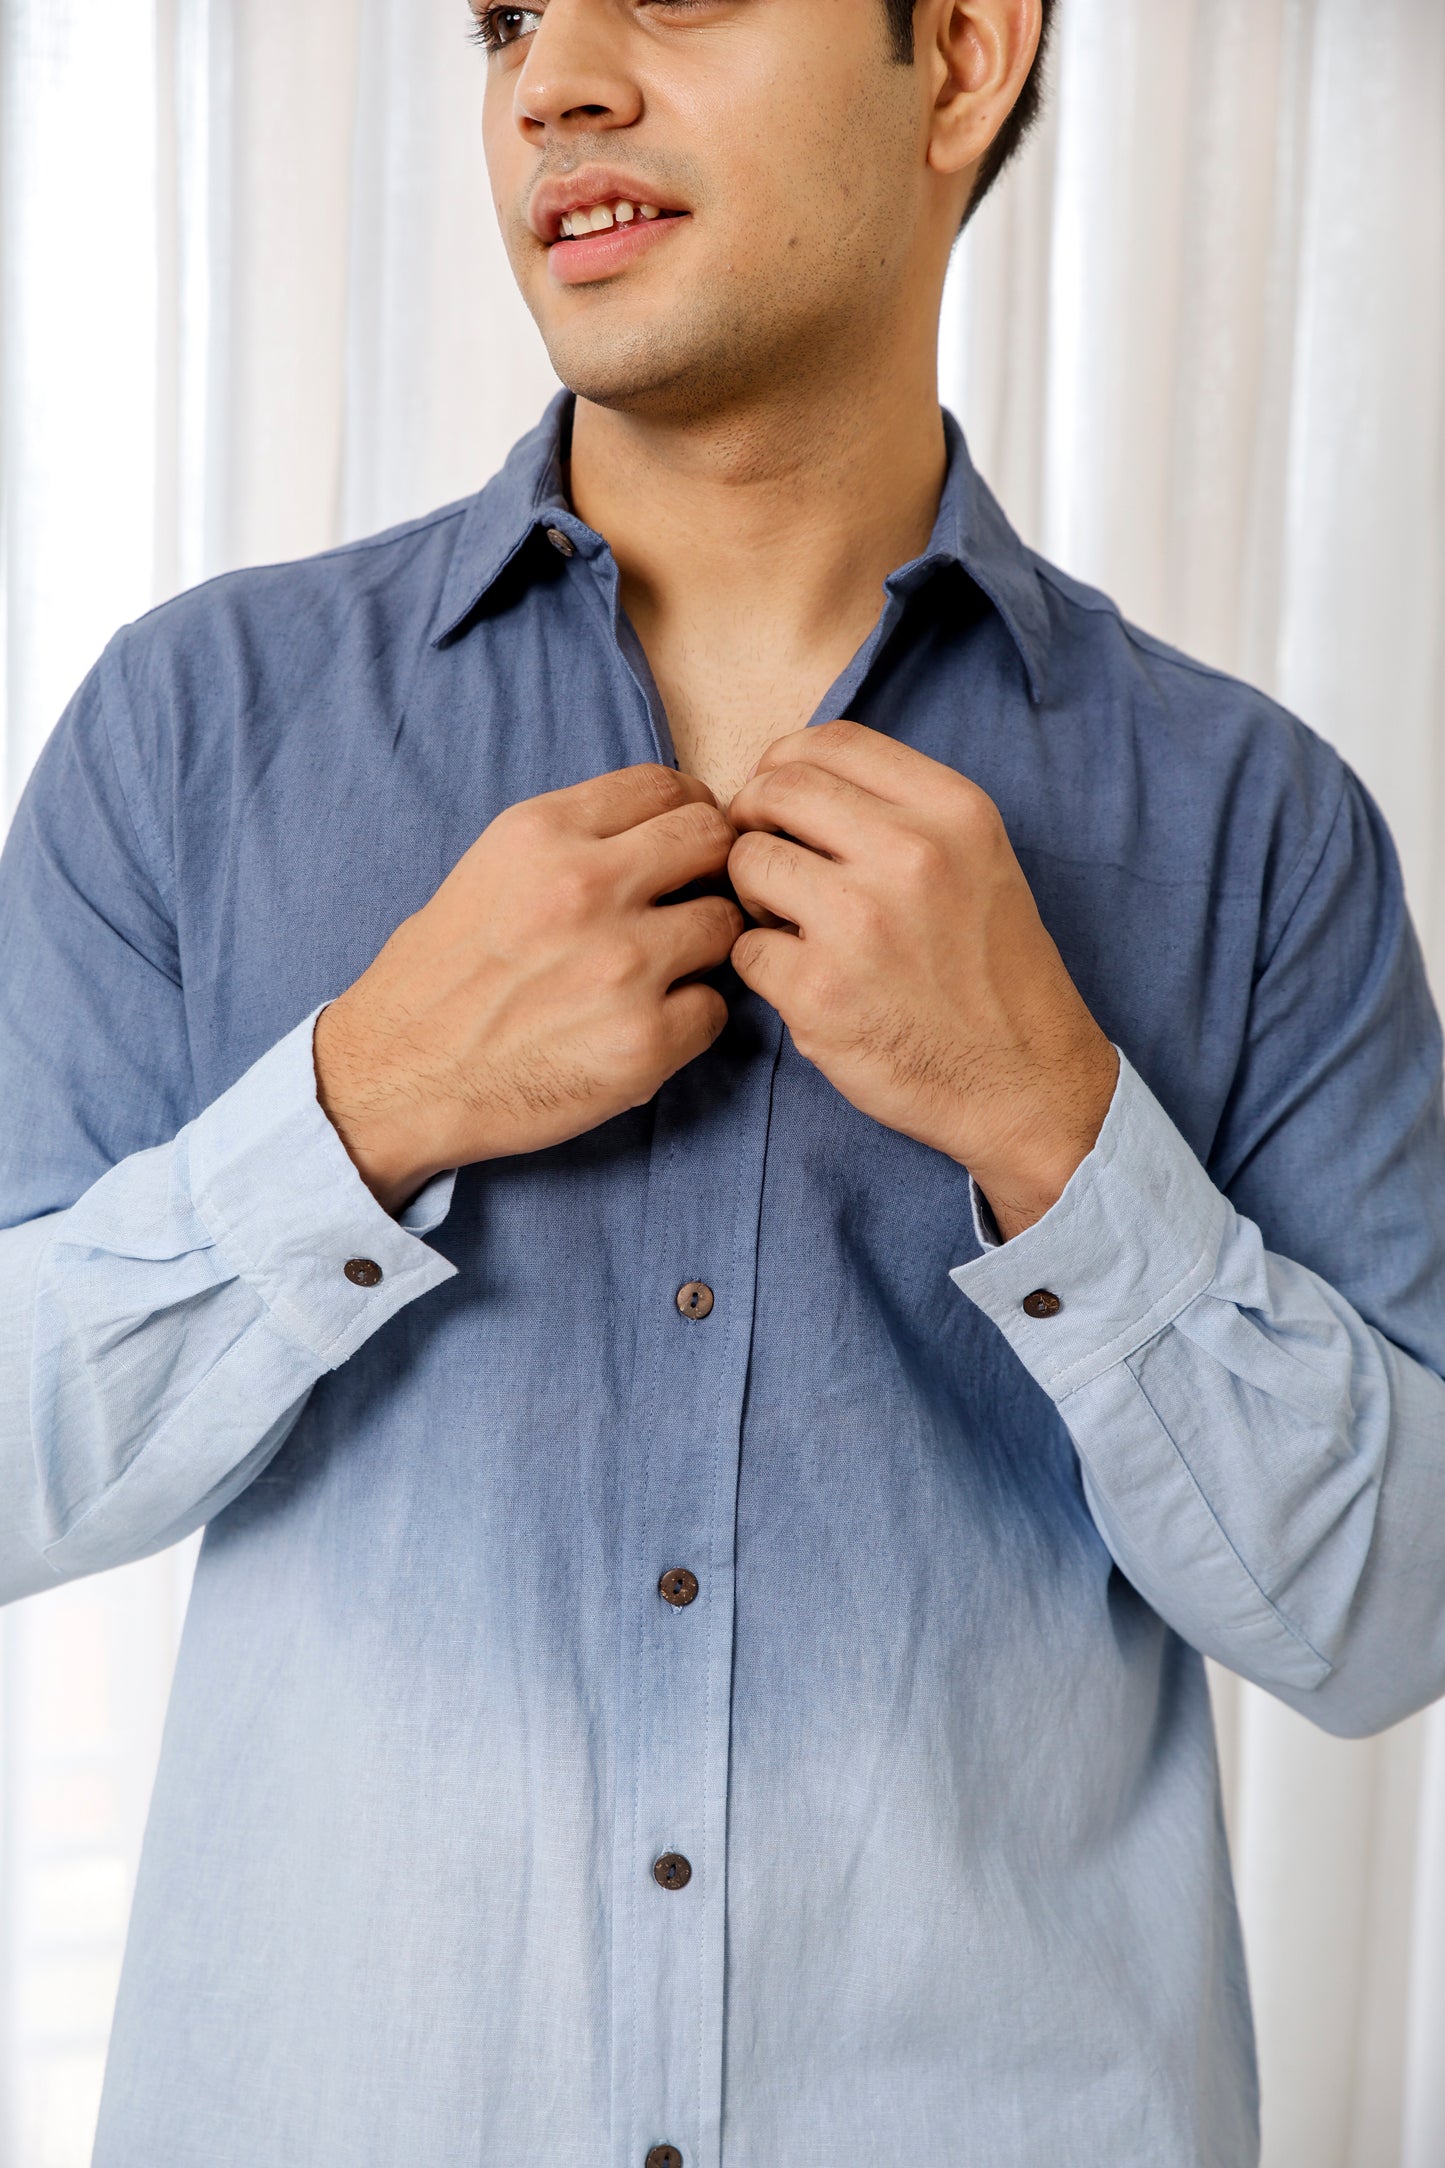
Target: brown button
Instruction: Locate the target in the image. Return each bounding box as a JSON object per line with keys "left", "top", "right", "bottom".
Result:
{"left": 1022, "top": 1288, "right": 1062, "bottom": 1319}
{"left": 646, "top": 2149, "right": 683, "bottom": 2168}
{"left": 344, "top": 1258, "right": 384, "bottom": 1288}
{"left": 676, "top": 1281, "right": 714, "bottom": 1320}
{"left": 652, "top": 1852, "right": 692, "bottom": 1891}
{"left": 659, "top": 1568, "right": 699, "bottom": 1609}
{"left": 544, "top": 525, "right": 575, "bottom": 557}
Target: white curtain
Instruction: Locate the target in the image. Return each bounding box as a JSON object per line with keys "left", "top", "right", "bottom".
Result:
{"left": 0, "top": 3, "right": 1441, "bottom": 2162}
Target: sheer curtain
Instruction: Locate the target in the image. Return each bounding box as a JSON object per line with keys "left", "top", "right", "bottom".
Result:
{"left": 0, "top": 3, "right": 1441, "bottom": 2162}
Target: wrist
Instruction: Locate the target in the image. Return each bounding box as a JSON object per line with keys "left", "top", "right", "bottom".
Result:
{"left": 962, "top": 1038, "right": 1119, "bottom": 1242}
{"left": 312, "top": 1000, "right": 441, "bottom": 1217}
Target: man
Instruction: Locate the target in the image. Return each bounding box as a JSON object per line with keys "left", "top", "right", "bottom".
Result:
{"left": 2, "top": 0, "right": 1443, "bottom": 2160}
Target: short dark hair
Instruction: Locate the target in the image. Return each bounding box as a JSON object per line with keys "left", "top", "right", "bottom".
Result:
{"left": 882, "top": 0, "right": 1058, "bottom": 226}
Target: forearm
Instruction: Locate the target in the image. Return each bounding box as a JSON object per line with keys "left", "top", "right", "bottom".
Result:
{"left": 0, "top": 1013, "right": 457, "bottom": 1604}
{"left": 952, "top": 1054, "right": 1445, "bottom": 1736}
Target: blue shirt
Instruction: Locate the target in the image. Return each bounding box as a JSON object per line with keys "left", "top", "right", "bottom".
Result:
{"left": 4, "top": 393, "right": 1445, "bottom": 2168}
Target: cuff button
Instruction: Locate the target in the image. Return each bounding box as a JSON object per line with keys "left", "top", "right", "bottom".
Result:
{"left": 345, "top": 1258, "right": 385, "bottom": 1288}
{"left": 1022, "top": 1288, "right": 1061, "bottom": 1319}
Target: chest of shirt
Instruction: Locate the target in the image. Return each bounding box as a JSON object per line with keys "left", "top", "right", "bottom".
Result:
{"left": 168, "top": 558, "right": 1263, "bottom": 1708}
{"left": 157, "top": 551, "right": 1260, "bottom": 1175}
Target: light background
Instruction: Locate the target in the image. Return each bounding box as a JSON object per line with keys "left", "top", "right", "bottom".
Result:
{"left": 1, "top": 2, "right": 1443, "bottom": 2162}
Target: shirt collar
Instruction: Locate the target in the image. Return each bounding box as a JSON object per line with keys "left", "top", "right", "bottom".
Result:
{"left": 430, "top": 390, "right": 1050, "bottom": 704}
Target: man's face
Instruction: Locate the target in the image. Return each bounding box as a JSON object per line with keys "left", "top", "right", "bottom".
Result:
{"left": 477, "top": 0, "right": 934, "bottom": 419}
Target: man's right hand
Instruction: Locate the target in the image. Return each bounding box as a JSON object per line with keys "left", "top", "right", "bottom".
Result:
{"left": 313, "top": 764, "right": 742, "bottom": 1214}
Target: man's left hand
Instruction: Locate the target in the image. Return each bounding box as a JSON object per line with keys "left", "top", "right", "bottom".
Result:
{"left": 726, "top": 720, "right": 1119, "bottom": 1241}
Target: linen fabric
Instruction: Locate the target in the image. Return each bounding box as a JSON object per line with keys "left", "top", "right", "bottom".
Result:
{"left": 2, "top": 394, "right": 1445, "bottom": 2168}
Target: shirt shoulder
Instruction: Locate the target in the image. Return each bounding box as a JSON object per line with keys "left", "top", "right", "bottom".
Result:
{"left": 111, "top": 494, "right": 476, "bottom": 705}
{"left": 86, "top": 495, "right": 481, "bottom": 866}
{"left": 1021, "top": 550, "right": 1350, "bottom": 934}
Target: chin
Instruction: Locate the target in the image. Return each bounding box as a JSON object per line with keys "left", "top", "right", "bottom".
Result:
{"left": 540, "top": 289, "right": 812, "bottom": 428}
{"left": 544, "top": 328, "right": 738, "bottom": 420}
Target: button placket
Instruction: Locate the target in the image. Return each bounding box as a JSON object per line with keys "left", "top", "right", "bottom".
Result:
{"left": 607, "top": 1003, "right": 785, "bottom": 2168}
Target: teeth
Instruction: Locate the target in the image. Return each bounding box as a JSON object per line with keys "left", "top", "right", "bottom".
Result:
{"left": 559, "top": 200, "right": 666, "bottom": 239}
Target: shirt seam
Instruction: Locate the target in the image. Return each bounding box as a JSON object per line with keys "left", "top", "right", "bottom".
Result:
{"left": 1046, "top": 1239, "right": 1221, "bottom": 1400}
{"left": 185, "top": 1176, "right": 416, "bottom": 1370}
{"left": 94, "top": 644, "right": 183, "bottom": 953}
{"left": 1255, "top": 763, "right": 1351, "bottom": 977}
{"left": 1030, "top": 555, "right": 1311, "bottom": 703}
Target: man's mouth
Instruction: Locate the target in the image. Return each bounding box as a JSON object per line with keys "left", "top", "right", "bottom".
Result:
{"left": 553, "top": 200, "right": 682, "bottom": 243}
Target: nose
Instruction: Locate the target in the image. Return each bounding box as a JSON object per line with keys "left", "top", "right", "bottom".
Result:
{"left": 513, "top": 0, "right": 643, "bottom": 141}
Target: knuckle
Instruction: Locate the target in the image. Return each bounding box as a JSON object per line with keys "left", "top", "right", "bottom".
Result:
{"left": 614, "top": 1009, "right": 669, "bottom": 1080}
{"left": 954, "top": 777, "right": 1003, "bottom": 836}
{"left": 726, "top": 833, "right": 766, "bottom": 889}
{"left": 837, "top": 883, "right": 886, "bottom": 945}
{"left": 542, "top": 861, "right": 602, "bottom": 921}
{"left": 731, "top": 928, "right": 767, "bottom": 977}
{"left": 493, "top": 795, "right": 547, "bottom": 849}
{"left": 677, "top": 799, "right": 734, "bottom": 850}
{"left": 679, "top": 985, "right": 729, "bottom": 1050}
{"left": 701, "top": 995, "right": 729, "bottom": 1047}
{"left": 761, "top": 760, "right": 811, "bottom": 800}
{"left": 596, "top": 933, "right": 648, "bottom": 990}
{"left": 757, "top": 836, "right": 798, "bottom": 880}
{"left": 631, "top": 762, "right": 690, "bottom": 816}
{"left": 697, "top": 895, "right": 744, "bottom": 948}
{"left": 891, "top": 827, "right": 945, "bottom": 884}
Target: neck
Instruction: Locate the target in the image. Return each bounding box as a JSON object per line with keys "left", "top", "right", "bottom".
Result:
{"left": 567, "top": 338, "right": 948, "bottom": 652}
{"left": 565, "top": 326, "right": 950, "bottom": 804}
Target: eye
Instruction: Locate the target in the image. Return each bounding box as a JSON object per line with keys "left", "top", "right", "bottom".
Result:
{"left": 470, "top": 5, "right": 542, "bottom": 52}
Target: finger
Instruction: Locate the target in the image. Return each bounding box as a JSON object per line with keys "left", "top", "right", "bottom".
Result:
{"left": 729, "top": 924, "right": 802, "bottom": 1010}
{"left": 649, "top": 894, "right": 746, "bottom": 984}
{"left": 553, "top": 762, "right": 717, "bottom": 839}
{"left": 659, "top": 980, "right": 730, "bottom": 1070}
{"left": 727, "top": 760, "right": 890, "bottom": 864}
{"left": 615, "top": 797, "right": 737, "bottom": 903}
{"left": 727, "top": 828, "right": 835, "bottom": 931}
{"left": 748, "top": 719, "right": 957, "bottom": 812}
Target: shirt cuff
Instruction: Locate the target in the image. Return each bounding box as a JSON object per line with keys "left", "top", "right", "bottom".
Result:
{"left": 183, "top": 1008, "right": 458, "bottom": 1370}
{"left": 949, "top": 1050, "right": 1230, "bottom": 1401}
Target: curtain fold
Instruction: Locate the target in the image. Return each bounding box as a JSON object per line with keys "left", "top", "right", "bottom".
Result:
{"left": 1, "top": 4, "right": 1441, "bottom": 2162}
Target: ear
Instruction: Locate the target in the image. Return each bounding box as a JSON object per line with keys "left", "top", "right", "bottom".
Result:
{"left": 922, "top": 0, "right": 1042, "bottom": 186}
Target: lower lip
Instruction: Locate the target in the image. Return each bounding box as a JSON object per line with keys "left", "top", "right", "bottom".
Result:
{"left": 547, "top": 213, "right": 688, "bottom": 287}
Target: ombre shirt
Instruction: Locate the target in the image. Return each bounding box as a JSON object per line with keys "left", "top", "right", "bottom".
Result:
{"left": 4, "top": 395, "right": 1445, "bottom": 2168}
